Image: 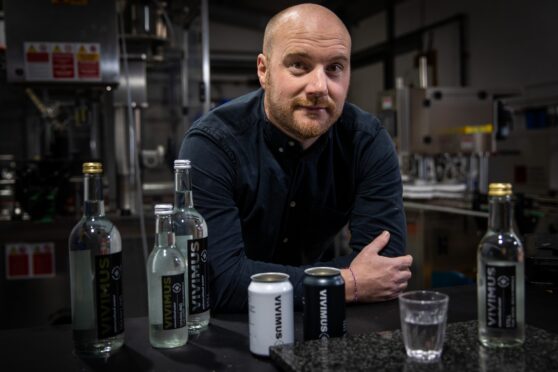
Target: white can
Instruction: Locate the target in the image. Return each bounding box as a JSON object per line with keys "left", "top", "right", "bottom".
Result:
{"left": 248, "top": 272, "right": 294, "bottom": 356}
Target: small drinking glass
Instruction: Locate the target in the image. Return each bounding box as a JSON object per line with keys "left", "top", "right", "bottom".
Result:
{"left": 399, "top": 290, "right": 449, "bottom": 362}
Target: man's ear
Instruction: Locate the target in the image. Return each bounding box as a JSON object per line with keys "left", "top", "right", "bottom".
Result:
{"left": 257, "top": 53, "right": 267, "bottom": 89}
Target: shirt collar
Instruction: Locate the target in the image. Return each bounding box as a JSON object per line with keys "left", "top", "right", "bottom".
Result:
{"left": 260, "top": 91, "right": 332, "bottom": 160}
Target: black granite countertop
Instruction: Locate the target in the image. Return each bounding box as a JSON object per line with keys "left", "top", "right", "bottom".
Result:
{"left": 1, "top": 285, "right": 555, "bottom": 371}
{"left": 270, "top": 320, "right": 558, "bottom": 372}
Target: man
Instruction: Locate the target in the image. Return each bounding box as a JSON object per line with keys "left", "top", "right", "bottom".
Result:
{"left": 179, "top": 3, "right": 412, "bottom": 312}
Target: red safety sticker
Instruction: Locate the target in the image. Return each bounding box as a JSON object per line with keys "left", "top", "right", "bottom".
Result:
{"left": 7, "top": 245, "right": 30, "bottom": 278}
{"left": 52, "top": 44, "right": 75, "bottom": 79}
{"left": 5, "top": 243, "right": 56, "bottom": 279}
{"left": 32, "top": 243, "right": 55, "bottom": 277}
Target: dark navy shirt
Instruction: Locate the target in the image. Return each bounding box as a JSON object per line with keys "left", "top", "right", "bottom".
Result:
{"left": 179, "top": 89, "right": 406, "bottom": 312}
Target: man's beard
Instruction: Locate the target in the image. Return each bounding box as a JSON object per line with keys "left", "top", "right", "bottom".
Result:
{"left": 264, "top": 73, "right": 341, "bottom": 140}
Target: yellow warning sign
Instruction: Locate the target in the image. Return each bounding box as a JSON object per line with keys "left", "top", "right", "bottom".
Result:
{"left": 77, "top": 53, "right": 99, "bottom": 62}
{"left": 76, "top": 43, "right": 101, "bottom": 79}
{"left": 77, "top": 45, "right": 99, "bottom": 62}
{"left": 27, "top": 45, "right": 37, "bottom": 53}
{"left": 53, "top": 45, "right": 61, "bottom": 53}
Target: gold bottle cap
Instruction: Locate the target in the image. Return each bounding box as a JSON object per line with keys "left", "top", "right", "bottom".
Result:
{"left": 488, "top": 183, "right": 512, "bottom": 196}
{"left": 83, "top": 162, "right": 103, "bottom": 174}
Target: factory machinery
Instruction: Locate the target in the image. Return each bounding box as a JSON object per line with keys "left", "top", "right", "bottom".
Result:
{"left": 0, "top": 0, "right": 209, "bottom": 329}
{"left": 0, "top": 0, "right": 556, "bottom": 329}
{"left": 377, "top": 80, "right": 558, "bottom": 290}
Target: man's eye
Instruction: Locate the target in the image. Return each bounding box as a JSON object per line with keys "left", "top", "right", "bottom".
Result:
{"left": 327, "top": 64, "right": 344, "bottom": 74}
{"left": 289, "top": 61, "right": 306, "bottom": 71}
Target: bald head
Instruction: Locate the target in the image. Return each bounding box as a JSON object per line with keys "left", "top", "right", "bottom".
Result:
{"left": 256, "top": 3, "right": 351, "bottom": 149}
{"left": 262, "top": 4, "right": 351, "bottom": 57}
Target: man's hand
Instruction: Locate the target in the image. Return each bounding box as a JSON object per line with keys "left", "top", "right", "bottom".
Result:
{"left": 341, "top": 231, "right": 412, "bottom": 302}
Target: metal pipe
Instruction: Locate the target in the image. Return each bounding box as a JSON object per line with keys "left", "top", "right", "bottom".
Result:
{"left": 418, "top": 56, "right": 429, "bottom": 89}
{"left": 458, "top": 15, "right": 468, "bottom": 86}
{"left": 181, "top": 28, "right": 190, "bottom": 132}
{"left": 352, "top": 14, "right": 467, "bottom": 71}
{"left": 383, "top": 1, "right": 395, "bottom": 90}
{"left": 90, "top": 102, "right": 99, "bottom": 159}
{"left": 201, "top": 0, "right": 211, "bottom": 114}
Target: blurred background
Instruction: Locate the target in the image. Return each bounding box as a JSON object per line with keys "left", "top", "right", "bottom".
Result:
{"left": 0, "top": 0, "right": 557, "bottom": 330}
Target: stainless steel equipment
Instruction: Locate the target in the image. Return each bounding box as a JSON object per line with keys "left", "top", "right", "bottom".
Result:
{"left": 0, "top": 0, "right": 211, "bottom": 331}
{"left": 4, "top": 0, "right": 119, "bottom": 85}
{"left": 379, "top": 85, "right": 511, "bottom": 288}
{"left": 0, "top": 155, "right": 16, "bottom": 221}
{"left": 490, "top": 82, "right": 558, "bottom": 196}
{"left": 379, "top": 86, "right": 496, "bottom": 194}
{"left": 379, "top": 82, "right": 558, "bottom": 290}
{"left": 381, "top": 86, "right": 494, "bottom": 156}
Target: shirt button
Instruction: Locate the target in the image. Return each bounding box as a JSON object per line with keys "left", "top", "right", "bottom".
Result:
{"left": 278, "top": 147, "right": 284, "bottom": 153}
{"left": 289, "top": 201, "right": 296, "bottom": 207}
{"left": 288, "top": 141, "right": 295, "bottom": 147}
{"left": 283, "top": 237, "right": 289, "bottom": 243}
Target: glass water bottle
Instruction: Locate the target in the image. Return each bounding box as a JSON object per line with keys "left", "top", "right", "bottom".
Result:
{"left": 147, "top": 204, "right": 188, "bottom": 348}
{"left": 173, "top": 159, "right": 210, "bottom": 333}
{"left": 69, "top": 162, "right": 124, "bottom": 357}
{"left": 477, "top": 183, "right": 525, "bottom": 347}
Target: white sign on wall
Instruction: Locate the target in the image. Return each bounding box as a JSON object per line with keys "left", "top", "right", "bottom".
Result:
{"left": 24, "top": 41, "right": 101, "bottom": 82}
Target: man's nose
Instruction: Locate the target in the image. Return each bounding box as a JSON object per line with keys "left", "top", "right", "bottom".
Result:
{"left": 306, "top": 68, "right": 328, "bottom": 97}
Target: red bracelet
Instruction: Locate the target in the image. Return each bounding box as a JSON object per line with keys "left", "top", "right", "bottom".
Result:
{"left": 348, "top": 266, "right": 358, "bottom": 303}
